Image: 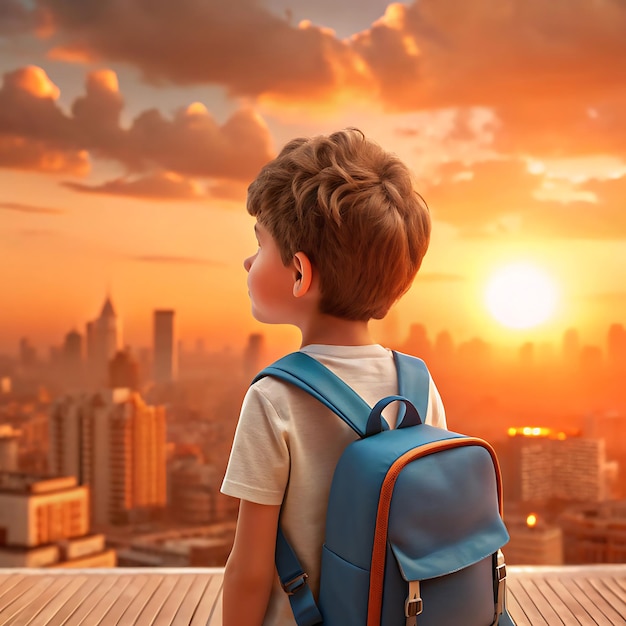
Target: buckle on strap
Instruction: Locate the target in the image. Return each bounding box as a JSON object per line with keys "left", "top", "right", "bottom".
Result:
{"left": 405, "top": 580, "right": 423, "bottom": 626}
{"left": 281, "top": 572, "right": 309, "bottom": 596}
{"left": 491, "top": 550, "right": 508, "bottom": 625}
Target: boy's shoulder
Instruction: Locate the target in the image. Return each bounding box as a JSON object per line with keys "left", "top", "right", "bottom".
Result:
{"left": 247, "top": 344, "right": 399, "bottom": 418}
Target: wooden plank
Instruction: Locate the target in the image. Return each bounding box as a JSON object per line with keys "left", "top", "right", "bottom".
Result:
{"left": 546, "top": 575, "right": 598, "bottom": 626}
{"left": 92, "top": 575, "right": 153, "bottom": 626}
{"left": 0, "top": 567, "right": 624, "bottom": 626}
{"left": 5, "top": 575, "right": 88, "bottom": 626}
{"left": 60, "top": 574, "right": 120, "bottom": 626}
{"left": 169, "top": 575, "right": 212, "bottom": 626}
{"left": 530, "top": 576, "right": 579, "bottom": 626}
{"left": 597, "top": 575, "right": 626, "bottom": 605}
{"left": 543, "top": 576, "right": 596, "bottom": 626}
{"left": 518, "top": 577, "right": 565, "bottom": 625}
{"left": 0, "top": 575, "right": 55, "bottom": 625}
{"left": 114, "top": 574, "right": 165, "bottom": 626}
{"left": 80, "top": 574, "right": 143, "bottom": 626}
{"left": 189, "top": 576, "right": 223, "bottom": 626}
{"left": 149, "top": 574, "right": 196, "bottom": 625}
{"left": 506, "top": 583, "right": 533, "bottom": 626}
{"left": 128, "top": 574, "right": 180, "bottom": 626}
{"left": 0, "top": 575, "right": 26, "bottom": 603}
{"left": 572, "top": 576, "right": 626, "bottom": 625}
{"left": 43, "top": 575, "right": 106, "bottom": 626}
{"left": 507, "top": 576, "right": 550, "bottom": 625}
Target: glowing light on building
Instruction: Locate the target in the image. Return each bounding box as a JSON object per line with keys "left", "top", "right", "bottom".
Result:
{"left": 508, "top": 426, "right": 553, "bottom": 438}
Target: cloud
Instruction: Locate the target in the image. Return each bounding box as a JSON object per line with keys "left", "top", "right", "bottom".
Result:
{"left": 0, "top": 136, "right": 89, "bottom": 175}
{"left": 121, "top": 106, "right": 273, "bottom": 180}
{"left": 5, "top": 0, "right": 621, "bottom": 160}
{"left": 23, "top": 0, "right": 369, "bottom": 104}
{"left": 426, "top": 159, "right": 539, "bottom": 229}
{"left": 0, "top": 65, "right": 274, "bottom": 196}
{"left": 63, "top": 172, "right": 205, "bottom": 201}
{"left": 426, "top": 159, "right": 626, "bottom": 239}
{"left": 360, "top": 1, "right": 626, "bottom": 157}
{"left": 0, "top": 201, "right": 65, "bottom": 214}
{"left": 353, "top": 1, "right": 626, "bottom": 107}
{"left": 2, "top": 0, "right": 626, "bottom": 212}
{"left": 0, "top": 67, "right": 76, "bottom": 144}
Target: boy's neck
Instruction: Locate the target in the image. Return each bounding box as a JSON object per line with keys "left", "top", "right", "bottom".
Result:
{"left": 299, "top": 314, "right": 374, "bottom": 348}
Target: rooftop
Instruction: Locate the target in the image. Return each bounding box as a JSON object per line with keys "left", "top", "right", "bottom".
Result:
{"left": 0, "top": 565, "right": 624, "bottom": 624}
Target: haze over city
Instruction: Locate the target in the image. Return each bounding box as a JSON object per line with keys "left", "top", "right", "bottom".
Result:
{"left": 1, "top": 0, "right": 625, "bottom": 356}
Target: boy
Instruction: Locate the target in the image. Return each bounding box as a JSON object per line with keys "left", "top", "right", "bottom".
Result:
{"left": 221, "top": 128, "right": 446, "bottom": 626}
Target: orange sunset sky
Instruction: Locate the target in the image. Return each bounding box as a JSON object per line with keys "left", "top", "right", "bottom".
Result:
{"left": 1, "top": 0, "right": 625, "bottom": 356}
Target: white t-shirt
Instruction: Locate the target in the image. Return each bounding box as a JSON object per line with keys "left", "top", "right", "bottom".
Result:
{"left": 221, "top": 344, "right": 447, "bottom": 626}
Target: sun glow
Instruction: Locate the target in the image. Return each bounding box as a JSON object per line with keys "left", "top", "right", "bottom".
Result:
{"left": 485, "top": 263, "right": 558, "bottom": 330}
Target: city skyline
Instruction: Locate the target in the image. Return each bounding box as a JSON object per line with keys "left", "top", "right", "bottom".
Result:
{"left": 4, "top": 292, "right": 625, "bottom": 366}
{"left": 1, "top": 0, "right": 625, "bottom": 354}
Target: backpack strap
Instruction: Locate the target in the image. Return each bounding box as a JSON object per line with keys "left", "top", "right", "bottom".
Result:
{"left": 254, "top": 350, "right": 432, "bottom": 435}
{"left": 253, "top": 351, "right": 373, "bottom": 437}
{"left": 392, "top": 351, "right": 431, "bottom": 425}
{"left": 275, "top": 527, "right": 323, "bottom": 626}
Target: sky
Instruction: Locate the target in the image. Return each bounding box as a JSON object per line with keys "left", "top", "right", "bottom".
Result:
{"left": 1, "top": 0, "right": 625, "bottom": 356}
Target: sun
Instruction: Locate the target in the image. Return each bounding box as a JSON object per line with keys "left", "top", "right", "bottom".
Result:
{"left": 485, "top": 263, "right": 558, "bottom": 329}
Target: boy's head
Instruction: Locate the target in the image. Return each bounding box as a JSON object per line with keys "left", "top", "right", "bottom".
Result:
{"left": 247, "top": 128, "right": 431, "bottom": 321}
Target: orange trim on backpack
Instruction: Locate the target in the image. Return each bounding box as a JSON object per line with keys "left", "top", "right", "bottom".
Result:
{"left": 366, "top": 437, "right": 504, "bottom": 626}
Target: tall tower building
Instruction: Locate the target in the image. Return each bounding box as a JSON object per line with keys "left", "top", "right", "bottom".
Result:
{"left": 86, "top": 296, "right": 121, "bottom": 386}
{"left": 63, "top": 330, "right": 82, "bottom": 362}
{"left": 49, "top": 389, "right": 167, "bottom": 526}
{"left": 153, "top": 310, "right": 176, "bottom": 384}
{"left": 243, "top": 333, "right": 265, "bottom": 381}
{"left": 62, "top": 329, "right": 83, "bottom": 388}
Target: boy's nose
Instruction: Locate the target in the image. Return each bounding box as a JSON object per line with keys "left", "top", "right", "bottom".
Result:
{"left": 243, "top": 256, "right": 252, "bottom": 272}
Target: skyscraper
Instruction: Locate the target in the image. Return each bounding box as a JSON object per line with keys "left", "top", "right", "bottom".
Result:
{"left": 62, "top": 329, "right": 83, "bottom": 388}
{"left": 243, "top": 332, "right": 265, "bottom": 381}
{"left": 49, "top": 389, "right": 167, "bottom": 526}
{"left": 86, "top": 295, "right": 121, "bottom": 386}
{"left": 153, "top": 310, "right": 176, "bottom": 384}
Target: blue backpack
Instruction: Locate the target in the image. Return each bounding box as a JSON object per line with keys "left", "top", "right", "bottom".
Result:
{"left": 254, "top": 350, "right": 515, "bottom": 626}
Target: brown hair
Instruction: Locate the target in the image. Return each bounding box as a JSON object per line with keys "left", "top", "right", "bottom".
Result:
{"left": 247, "top": 128, "right": 431, "bottom": 320}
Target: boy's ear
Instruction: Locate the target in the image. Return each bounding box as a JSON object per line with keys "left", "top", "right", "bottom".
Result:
{"left": 292, "top": 252, "right": 313, "bottom": 298}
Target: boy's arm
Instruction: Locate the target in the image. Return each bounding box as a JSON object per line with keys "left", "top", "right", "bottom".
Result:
{"left": 223, "top": 499, "right": 281, "bottom": 626}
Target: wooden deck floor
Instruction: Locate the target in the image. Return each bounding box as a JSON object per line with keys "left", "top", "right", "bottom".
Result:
{"left": 0, "top": 565, "right": 624, "bottom": 625}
